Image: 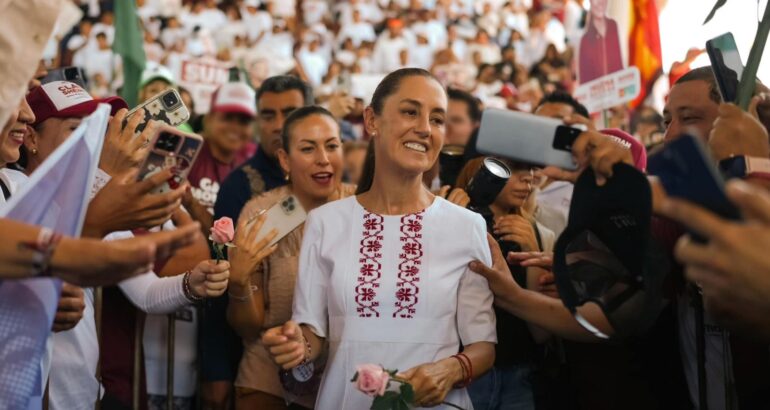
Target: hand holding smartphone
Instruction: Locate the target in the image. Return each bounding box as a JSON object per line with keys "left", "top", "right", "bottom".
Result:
{"left": 136, "top": 125, "right": 204, "bottom": 194}
{"left": 647, "top": 134, "right": 740, "bottom": 222}
{"left": 706, "top": 32, "right": 745, "bottom": 103}
{"left": 124, "top": 89, "right": 190, "bottom": 134}
{"left": 476, "top": 108, "right": 584, "bottom": 170}
{"left": 249, "top": 195, "right": 308, "bottom": 248}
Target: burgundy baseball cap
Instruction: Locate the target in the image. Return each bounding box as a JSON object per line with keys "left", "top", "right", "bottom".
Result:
{"left": 600, "top": 128, "right": 647, "bottom": 172}
{"left": 27, "top": 81, "right": 128, "bottom": 126}
{"left": 209, "top": 82, "right": 256, "bottom": 117}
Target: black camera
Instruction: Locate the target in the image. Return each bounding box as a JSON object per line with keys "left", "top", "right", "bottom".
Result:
{"left": 466, "top": 158, "right": 523, "bottom": 259}
{"left": 438, "top": 144, "right": 466, "bottom": 187}
{"left": 155, "top": 132, "right": 181, "bottom": 152}
{"left": 162, "top": 91, "right": 180, "bottom": 108}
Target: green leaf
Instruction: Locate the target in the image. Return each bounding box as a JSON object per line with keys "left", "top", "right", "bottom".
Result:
{"left": 372, "top": 392, "right": 402, "bottom": 410}
{"left": 396, "top": 398, "right": 410, "bottom": 410}
{"left": 703, "top": 0, "right": 727, "bottom": 24}
{"left": 399, "top": 383, "right": 415, "bottom": 403}
{"left": 351, "top": 372, "right": 359, "bottom": 383}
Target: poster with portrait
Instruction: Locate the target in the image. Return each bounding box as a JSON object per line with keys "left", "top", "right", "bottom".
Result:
{"left": 577, "top": 0, "right": 625, "bottom": 85}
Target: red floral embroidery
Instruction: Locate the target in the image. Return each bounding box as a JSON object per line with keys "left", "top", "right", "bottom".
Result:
{"left": 355, "top": 212, "right": 384, "bottom": 317}
{"left": 394, "top": 212, "right": 423, "bottom": 318}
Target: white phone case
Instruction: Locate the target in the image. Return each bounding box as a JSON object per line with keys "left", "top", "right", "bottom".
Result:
{"left": 476, "top": 108, "right": 581, "bottom": 170}
{"left": 251, "top": 195, "right": 308, "bottom": 248}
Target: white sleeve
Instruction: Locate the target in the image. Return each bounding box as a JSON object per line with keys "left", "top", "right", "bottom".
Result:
{"left": 118, "top": 273, "right": 189, "bottom": 314}
{"left": 291, "top": 211, "right": 329, "bottom": 338}
{"left": 105, "top": 229, "right": 190, "bottom": 314}
{"left": 456, "top": 215, "right": 497, "bottom": 345}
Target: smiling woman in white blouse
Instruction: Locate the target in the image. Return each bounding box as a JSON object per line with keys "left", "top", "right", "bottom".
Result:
{"left": 263, "top": 68, "right": 497, "bottom": 409}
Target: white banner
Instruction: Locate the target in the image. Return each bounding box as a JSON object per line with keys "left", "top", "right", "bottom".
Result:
{"left": 177, "top": 58, "right": 232, "bottom": 115}
{"left": 0, "top": 104, "right": 108, "bottom": 409}
{"left": 574, "top": 67, "right": 641, "bottom": 114}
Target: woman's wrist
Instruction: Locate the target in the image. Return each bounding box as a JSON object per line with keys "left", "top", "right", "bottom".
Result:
{"left": 183, "top": 270, "right": 204, "bottom": 302}
{"left": 442, "top": 357, "right": 465, "bottom": 386}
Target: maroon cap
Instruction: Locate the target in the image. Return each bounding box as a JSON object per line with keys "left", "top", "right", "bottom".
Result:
{"left": 600, "top": 128, "right": 647, "bottom": 172}
{"left": 27, "top": 81, "right": 128, "bottom": 126}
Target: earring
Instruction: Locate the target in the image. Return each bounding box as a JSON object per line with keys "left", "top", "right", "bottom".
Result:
{"left": 30, "top": 148, "right": 38, "bottom": 155}
{"left": 284, "top": 173, "right": 290, "bottom": 182}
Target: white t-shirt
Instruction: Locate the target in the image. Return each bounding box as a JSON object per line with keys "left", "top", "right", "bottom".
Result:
{"left": 534, "top": 181, "right": 573, "bottom": 238}
{"left": 372, "top": 33, "right": 411, "bottom": 74}
{"left": 292, "top": 196, "right": 496, "bottom": 409}
{"left": 0, "top": 168, "right": 28, "bottom": 204}
{"left": 302, "top": 0, "right": 329, "bottom": 25}
{"left": 338, "top": 22, "right": 376, "bottom": 48}
{"left": 75, "top": 48, "right": 118, "bottom": 84}
{"left": 271, "top": 0, "right": 296, "bottom": 17}
{"left": 409, "top": 44, "right": 435, "bottom": 70}
{"left": 242, "top": 10, "right": 272, "bottom": 43}
{"left": 298, "top": 49, "right": 328, "bottom": 87}
{"left": 143, "top": 307, "right": 198, "bottom": 397}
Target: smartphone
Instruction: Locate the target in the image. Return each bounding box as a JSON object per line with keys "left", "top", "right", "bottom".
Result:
{"left": 41, "top": 66, "right": 89, "bottom": 89}
{"left": 251, "top": 195, "right": 308, "bottom": 248}
{"left": 476, "top": 108, "right": 584, "bottom": 170}
{"left": 136, "top": 125, "right": 204, "bottom": 194}
{"left": 124, "top": 89, "right": 190, "bottom": 134}
{"left": 706, "top": 32, "right": 744, "bottom": 103}
{"left": 647, "top": 134, "right": 740, "bottom": 221}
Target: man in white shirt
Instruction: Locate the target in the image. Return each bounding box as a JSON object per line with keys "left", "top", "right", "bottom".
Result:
{"left": 298, "top": 38, "right": 328, "bottom": 87}
{"left": 302, "top": 0, "right": 329, "bottom": 25}
{"left": 74, "top": 32, "right": 119, "bottom": 86}
{"left": 241, "top": 0, "right": 273, "bottom": 45}
{"left": 372, "top": 19, "right": 413, "bottom": 74}
{"left": 410, "top": 9, "right": 447, "bottom": 50}
{"left": 337, "top": 8, "right": 377, "bottom": 48}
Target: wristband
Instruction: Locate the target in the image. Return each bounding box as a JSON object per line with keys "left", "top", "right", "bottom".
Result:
{"left": 228, "top": 285, "right": 259, "bottom": 302}
{"left": 719, "top": 156, "right": 770, "bottom": 180}
{"left": 19, "top": 227, "right": 63, "bottom": 277}
{"left": 182, "top": 271, "right": 204, "bottom": 303}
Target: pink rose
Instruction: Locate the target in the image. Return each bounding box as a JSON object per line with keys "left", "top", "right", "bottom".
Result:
{"left": 355, "top": 364, "right": 390, "bottom": 397}
{"left": 211, "top": 217, "right": 235, "bottom": 244}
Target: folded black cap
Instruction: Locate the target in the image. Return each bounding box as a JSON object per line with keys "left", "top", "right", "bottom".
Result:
{"left": 553, "top": 163, "right": 667, "bottom": 339}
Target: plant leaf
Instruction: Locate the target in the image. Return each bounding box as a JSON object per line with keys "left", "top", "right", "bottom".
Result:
{"left": 372, "top": 393, "right": 396, "bottom": 410}
{"left": 396, "top": 398, "right": 410, "bottom": 410}
{"left": 703, "top": 0, "right": 727, "bottom": 24}
{"left": 399, "top": 383, "right": 415, "bottom": 403}
{"left": 351, "top": 372, "right": 359, "bottom": 383}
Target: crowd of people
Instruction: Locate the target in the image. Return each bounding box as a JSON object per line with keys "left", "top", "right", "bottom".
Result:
{"left": 3, "top": 0, "right": 770, "bottom": 410}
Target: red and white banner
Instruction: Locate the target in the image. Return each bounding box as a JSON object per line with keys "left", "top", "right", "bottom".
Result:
{"left": 574, "top": 67, "right": 641, "bottom": 114}
{"left": 177, "top": 59, "right": 232, "bottom": 114}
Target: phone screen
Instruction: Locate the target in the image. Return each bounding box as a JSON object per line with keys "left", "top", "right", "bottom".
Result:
{"left": 647, "top": 134, "right": 740, "bottom": 221}
{"left": 707, "top": 33, "right": 744, "bottom": 103}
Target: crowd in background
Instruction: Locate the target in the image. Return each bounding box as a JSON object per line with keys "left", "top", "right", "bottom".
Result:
{"left": 55, "top": 0, "right": 665, "bottom": 147}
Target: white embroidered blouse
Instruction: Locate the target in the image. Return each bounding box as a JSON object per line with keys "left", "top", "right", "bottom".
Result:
{"left": 293, "top": 196, "right": 497, "bottom": 409}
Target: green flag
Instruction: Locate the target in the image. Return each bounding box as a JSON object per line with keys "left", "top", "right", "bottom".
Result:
{"left": 113, "top": 0, "right": 146, "bottom": 108}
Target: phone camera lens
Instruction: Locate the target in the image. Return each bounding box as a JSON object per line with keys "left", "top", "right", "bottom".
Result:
{"left": 288, "top": 204, "right": 295, "bottom": 211}
{"left": 156, "top": 132, "right": 181, "bottom": 152}
{"left": 162, "top": 92, "right": 179, "bottom": 108}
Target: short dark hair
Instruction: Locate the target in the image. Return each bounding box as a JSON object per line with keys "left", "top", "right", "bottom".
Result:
{"left": 257, "top": 75, "right": 314, "bottom": 108}
{"left": 536, "top": 90, "right": 590, "bottom": 118}
{"left": 281, "top": 105, "right": 337, "bottom": 151}
{"left": 447, "top": 88, "right": 482, "bottom": 123}
{"left": 675, "top": 66, "right": 721, "bottom": 104}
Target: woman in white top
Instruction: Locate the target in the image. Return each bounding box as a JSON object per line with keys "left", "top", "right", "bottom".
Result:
{"left": 263, "top": 68, "right": 497, "bottom": 409}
